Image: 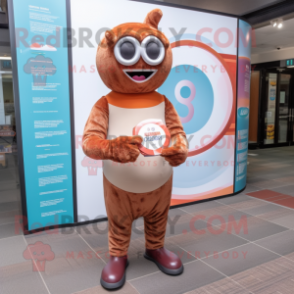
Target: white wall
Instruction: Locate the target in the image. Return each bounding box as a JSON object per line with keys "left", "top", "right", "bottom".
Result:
{"left": 251, "top": 47, "right": 294, "bottom": 64}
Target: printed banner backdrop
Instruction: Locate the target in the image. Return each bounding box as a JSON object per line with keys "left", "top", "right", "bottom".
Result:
{"left": 234, "top": 19, "right": 252, "bottom": 192}
{"left": 70, "top": 0, "right": 239, "bottom": 220}
{"left": 12, "top": 0, "right": 74, "bottom": 230}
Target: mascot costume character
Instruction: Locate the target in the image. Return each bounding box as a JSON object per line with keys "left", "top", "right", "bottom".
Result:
{"left": 83, "top": 9, "right": 188, "bottom": 290}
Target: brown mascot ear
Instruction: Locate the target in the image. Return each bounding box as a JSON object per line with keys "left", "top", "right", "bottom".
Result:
{"left": 144, "top": 9, "right": 163, "bottom": 29}
{"left": 105, "top": 30, "right": 115, "bottom": 46}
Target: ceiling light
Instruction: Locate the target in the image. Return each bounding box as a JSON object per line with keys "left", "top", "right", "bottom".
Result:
{"left": 273, "top": 22, "right": 277, "bottom": 27}
{"left": 278, "top": 23, "right": 283, "bottom": 29}
{"left": 0, "top": 57, "right": 11, "bottom": 60}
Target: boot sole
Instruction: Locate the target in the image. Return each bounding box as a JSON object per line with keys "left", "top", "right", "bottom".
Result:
{"left": 100, "top": 260, "right": 129, "bottom": 290}
{"left": 144, "top": 254, "right": 184, "bottom": 276}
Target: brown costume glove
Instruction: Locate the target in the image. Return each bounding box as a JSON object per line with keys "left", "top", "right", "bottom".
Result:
{"left": 107, "top": 136, "right": 142, "bottom": 163}
{"left": 161, "top": 134, "right": 188, "bottom": 167}
{"left": 83, "top": 135, "right": 143, "bottom": 163}
{"left": 82, "top": 97, "right": 143, "bottom": 163}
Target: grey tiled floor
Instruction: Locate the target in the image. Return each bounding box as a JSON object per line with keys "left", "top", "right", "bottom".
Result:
{"left": 0, "top": 153, "right": 22, "bottom": 239}
{"left": 1, "top": 147, "right": 294, "bottom": 293}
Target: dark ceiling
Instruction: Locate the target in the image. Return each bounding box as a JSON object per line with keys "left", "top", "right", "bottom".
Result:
{"left": 160, "top": 0, "right": 285, "bottom": 16}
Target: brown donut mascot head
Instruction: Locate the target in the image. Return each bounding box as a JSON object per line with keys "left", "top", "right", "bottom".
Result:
{"left": 96, "top": 9, "right": 172, "bottom": 94}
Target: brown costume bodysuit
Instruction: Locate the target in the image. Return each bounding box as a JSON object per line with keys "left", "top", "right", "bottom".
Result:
{"left": 82, "top": 8, "right": 188, "bottom": 290}
{"left": 83, "top": 93, "right": 186, "bottom": 256}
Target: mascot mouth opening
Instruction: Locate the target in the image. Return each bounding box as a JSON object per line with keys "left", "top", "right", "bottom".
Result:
{"left": 123, "top": 69, "right": 157, "bottom": 83}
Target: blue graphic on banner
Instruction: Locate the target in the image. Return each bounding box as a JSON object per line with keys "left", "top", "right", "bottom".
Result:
{"left": 159, "top": 65, "right": 214, "bottom": 135}
{"left": 235, "top": 20, "right": 252, "bottom": 192}
{"left": 158, "top": 65, "right": 214, "bottom": 188}
{"left": 13, "top": 0, "right": 74, "bottom": 230}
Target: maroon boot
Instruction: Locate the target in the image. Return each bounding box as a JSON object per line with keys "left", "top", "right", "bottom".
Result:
{"left": 144, "top": 248, "right": 183, "bottom": 275}
{"left": 100, "top": 255, "right": 129, "bottom": 290}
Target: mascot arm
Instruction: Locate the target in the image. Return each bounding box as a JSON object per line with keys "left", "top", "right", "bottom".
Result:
{"left": 82, "top": 97, "right": 142, "bottom": 163}
{"left": 161, "top": 97, "right": 188, "bottom": 167}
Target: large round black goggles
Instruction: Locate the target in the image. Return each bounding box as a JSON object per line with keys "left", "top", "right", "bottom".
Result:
{"left": 114, "top": 36, "right": 165, "bottom": 66}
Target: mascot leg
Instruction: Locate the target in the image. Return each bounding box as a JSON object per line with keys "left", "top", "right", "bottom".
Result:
{"left": 100, "top": 175, "right": 132, "bottom": 290}
{"left": 142, "top": 175, "right": 184, "bottom": 276}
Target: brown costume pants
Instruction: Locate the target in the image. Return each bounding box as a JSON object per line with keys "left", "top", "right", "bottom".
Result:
{"left": 103, "top": 174, "right": 173, "bottom": 257}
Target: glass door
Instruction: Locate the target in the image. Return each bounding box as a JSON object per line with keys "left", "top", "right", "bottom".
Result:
{"left": 259, "top": 70, "right": 294, "bottom": 147}
{"left": 261, "top": 71, "right": 278, "bottom": 146}
{"left": 292, "top": 103, "right": 294, "bottom": 144}
{"left": 277, "top": 74, "right": 291, "bottom": 144}
{"left": 290, "top": 76, "right": 294, "bottom": 145}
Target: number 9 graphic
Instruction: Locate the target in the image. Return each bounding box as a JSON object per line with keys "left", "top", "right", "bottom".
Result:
{"left": 175, "top": 80, "right": 196, "bottom": 124}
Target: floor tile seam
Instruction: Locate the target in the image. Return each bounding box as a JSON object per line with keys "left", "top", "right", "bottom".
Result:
{"left": 177, "top": 207, "right": 259, "bottom": 254}
{"left": 178, "top": 206, "right": 246, "bottom": 233}
{"left": 0, "top": 189, "right": 21, "bottom": 194}
{"left": 247, "top": 194, "right": 294, "bottom": 210}
{"left": 128, "top": 282, "right": 141, "bottom": 294}
{"left": 164, "top": 227, "right": 260, "bottom": 261}
{"left": 74, "top": 229, "right": 107, "bottom": 265}
{"left": 21, "top": 235, "right": 51, "bottom": 294}
{"left": 199, "top": 258, "right": 256, "bottom": 294}
{"left": 253, "top": 183, "right": 293, "bottom": 190}
{"left": 127, "top": 269, "right": 161, "bottom": 282}
{"left": 269, "top": 199, "right": 294, "bottom": 208}
{"left": 249, "top": 241, "right": 294, "bottom": 264}
{"left": 210, "top": 203, "right": 294, "bottom": 264}
{"left": 173, "top": 188, "right": 262, "bottom": 215}
{"left": 265, "top": 195, "right": 294, "bottom": 203}
{"left": 199, "top": 221, "right": 291, "bottom": 258}
{"left": 0, "top": 220, "right": 19, "bottom": 227}
{"left": 212, "top": 200, "right": 291, "bottom": 233}
{"left": 0, "top": 210, "right": 21, "bottom": 217}
{"left": 248, "top": 179, "right": 293, "bottom": 194}
{"left": 175, "top": 242, "right": 255, "bottom": 294}
{"left": 178, "top": 207, "right": 294, "bottom": 263}
{"left": 214, "top": 197, "right": 294, "bottom": 226}
{"left": 198, "top": 243, "right": 254, "bottom": 261}
{"left": 247, "top": 191, "right": 287, "bottom": 200}
{"left": 127, "top": 259, "right": 199, "bottom": 283}
{"left": 0, "top": 233, "right": 22, "bottom": 241}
